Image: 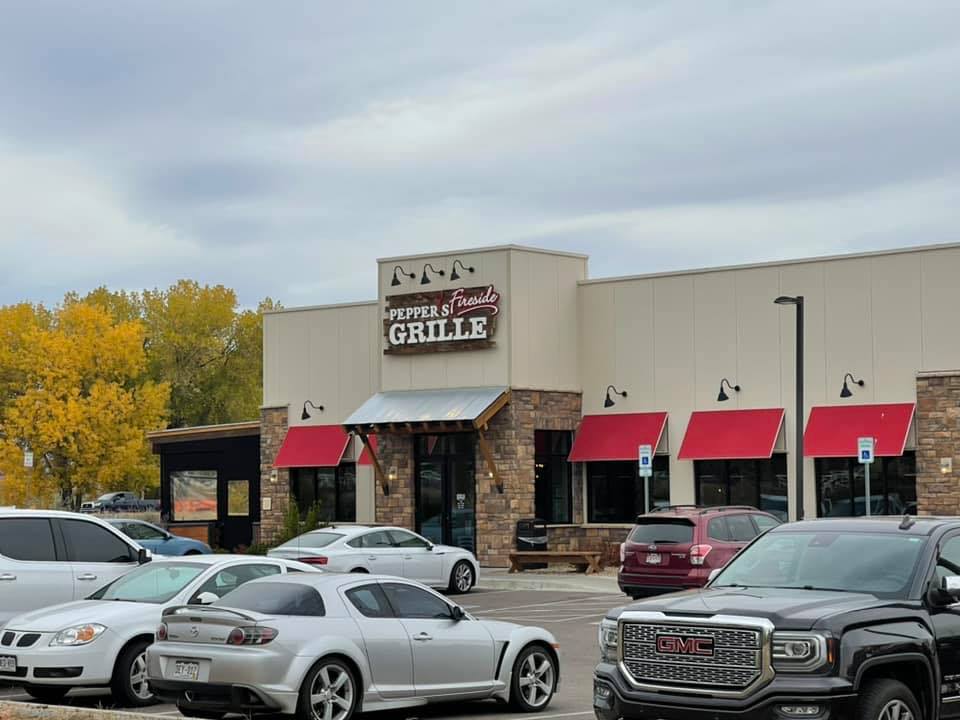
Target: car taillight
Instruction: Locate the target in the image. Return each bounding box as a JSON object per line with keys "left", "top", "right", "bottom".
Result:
{"left": 227, "top": 627, "right": 278, "bottom": 645}
{"left": 690, "top": 544, "right": 713, "bottom": 566}
{"left": 619, "top": 543, "right": 626, "bottom": 564}
{"left": 156, "top": 623, "right": 168, "bottom": 641}
{"left": 299, "top": 556, "right": 328, "bottom": 566}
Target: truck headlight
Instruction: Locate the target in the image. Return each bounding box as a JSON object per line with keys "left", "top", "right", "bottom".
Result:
{"left": 50, "top": 624, "right": 107, "bottom": 647}
{"left": 598, "top": 619, "right": 619, "bottom": 662}
{"left": 772, "top": 632, "right": 831, "bottom": 672}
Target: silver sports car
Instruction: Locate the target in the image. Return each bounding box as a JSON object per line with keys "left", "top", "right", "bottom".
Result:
{"left": 146, "top": 573, "right": 559, "bottom": 720}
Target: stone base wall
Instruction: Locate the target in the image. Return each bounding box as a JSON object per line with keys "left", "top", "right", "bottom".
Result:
{"left": 547, "top": 525, "right": 630, "bottom": 566}
{"left": 259, "top": 405, "right": 290, "bottom": 543}
{"left": 916, "top": 371, "right": 960, "bottom": 514}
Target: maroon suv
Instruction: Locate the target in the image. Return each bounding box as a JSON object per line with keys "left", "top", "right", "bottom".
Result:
{"left": 617, "top": 505, "right": 781, "bottom": 598}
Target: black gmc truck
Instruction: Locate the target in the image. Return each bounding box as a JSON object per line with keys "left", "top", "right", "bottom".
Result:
{"left": 594, "top": 516, "right": 960, "bottom": 720}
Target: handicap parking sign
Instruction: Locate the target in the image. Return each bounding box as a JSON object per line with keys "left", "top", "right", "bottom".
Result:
{"left": 858, "top": 437, "right": 875, "bottom": 464}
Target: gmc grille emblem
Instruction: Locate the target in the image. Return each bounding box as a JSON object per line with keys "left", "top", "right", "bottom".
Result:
{"left": 655, "top": 633, "right": 715, "bottom": 657}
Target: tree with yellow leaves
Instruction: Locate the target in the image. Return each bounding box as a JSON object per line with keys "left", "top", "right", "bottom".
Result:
{"left": 0, "top": 301, "right": 168, "bottom": 508}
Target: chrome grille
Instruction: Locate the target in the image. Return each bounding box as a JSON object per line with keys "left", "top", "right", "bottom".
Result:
{"left": 621, "top": 621, "right": 763, "bottom": 691}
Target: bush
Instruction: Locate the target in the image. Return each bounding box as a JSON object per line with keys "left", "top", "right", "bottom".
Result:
{"left": 245, "top": 499, "right": 321, "bottom": 555}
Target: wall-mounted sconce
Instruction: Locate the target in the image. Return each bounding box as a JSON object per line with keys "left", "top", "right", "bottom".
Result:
{"left": 840, "top": 373, "right": 865, "bottom": 398}
{"left": 390, "top": 265, "right": 416, "bottom": 287}
{"left": 450, "top": 259, "right": 475, "bottom": 281}
{"left": 489, "top": 470, "right": 503, "bottom": 494}
{"left": 384, "top": 466, "right": 397, "bottom": 496}
{"left": 717, "top": 378, "right": 740, "bottom": 402}
{"left": 420, "top": 263, "right": 445, "bottom": 285}
{"left": 301, "top": 400, "right": 324, "bottom": 420}
{"left": 269, "top": 468, "right": 278, "bottom": 483}
{"left": 604, "top": 385, "right": 627, "bottom": 408}
{"left": 942, "top": 458, "right": 953, "bottom": 476}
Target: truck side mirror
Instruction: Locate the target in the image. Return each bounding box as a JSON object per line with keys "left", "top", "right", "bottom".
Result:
{"left": 941, "top": 576, "right": 960, "bottom": 601}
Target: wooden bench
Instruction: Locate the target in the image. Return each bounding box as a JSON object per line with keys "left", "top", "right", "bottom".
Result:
{"left": 508, "top": 550, "right": 604, "bottom": 575}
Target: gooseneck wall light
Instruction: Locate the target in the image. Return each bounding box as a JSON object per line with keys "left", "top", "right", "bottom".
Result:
{"left": 450, "top": 259, "right": 475, "bottom": 281}
{"left": 716, "top": 378, "right": 740, "bottom": 402}
{"left": 840, "top": 373, "right": 865, "bottom": 398}
{"left": 301, "top": 400, "right": 325, "bottom": 420}
{"left": 390, "top": 265, "right": 416, "bottom": 287}
{"left": 604, "top": 385, "right": 628, "bottom": 408}
{"left": 420, "top": 263, "right": 446, "bottom": 285}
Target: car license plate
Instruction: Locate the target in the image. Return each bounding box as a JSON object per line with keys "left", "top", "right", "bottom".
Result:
{"left": 173, "top": 661, "right": 200, "bottom": 681}
{"left": 646, "top": 553, "right": 662, "bottom": 565}
{"left": 0, "top": 655, "right": 16, "bottom": 674}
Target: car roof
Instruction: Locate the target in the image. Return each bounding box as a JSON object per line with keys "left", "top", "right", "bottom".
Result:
{"left": 240, "top": 571, "right": 423, "bottom": 591}
{"left": 301, "top": 525, "right": 416, "bottom": 538}
{"left": 771, "top": 515, "right": 952, "bottom": 536}
{"left": 0, "top": 508, "right": 117, "bottom": 520}
{"left": 150, "top": 554, "right": 313, "bottom": 567}
{"left": 637, "top": 505, "right": 772, "bottom": 520}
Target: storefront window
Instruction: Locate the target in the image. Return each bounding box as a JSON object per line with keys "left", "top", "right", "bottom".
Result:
{"left": 815, "top": 452, "right": 916, "bottom": 517}
{"left": 291, "top": 464, "right": 357, "bottom": 523}
{"left": 535, "top": 431, "right": 573, "bottom": 524}
{"left": 694, "top": 456, "right": 788, "bottom": 521}
{"left": 227, "top": 480, "right": 249, "bottom": 517}
{"left": 587, "top": 458, "right": 670, "bottom": 523}
{"left": 170, "top": 470, "right": 218, "bottom": 521}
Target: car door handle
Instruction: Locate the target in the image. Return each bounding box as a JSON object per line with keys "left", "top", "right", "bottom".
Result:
{"left": 413, "top": 632, "right": 432, "bottom": 642}
{"left": 367, "top": 556, "right": 377, "bottom": 561}
{"left": 0, "top": 573, "right": 16, "bottom": 581}
{"left": 403, "top": 555, "right": 413, "bottom": 560}
{"left": 77, "top": 573, "right": 98, "bottom": 581}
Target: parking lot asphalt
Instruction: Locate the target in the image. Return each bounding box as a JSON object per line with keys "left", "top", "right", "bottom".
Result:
{"left": 0, "top": 588, "right": 626, "bottom": 720}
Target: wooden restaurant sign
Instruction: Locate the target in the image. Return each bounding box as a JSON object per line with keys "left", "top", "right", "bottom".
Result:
{"left": 384, "top": 285, "right": 501, "bottom": 355}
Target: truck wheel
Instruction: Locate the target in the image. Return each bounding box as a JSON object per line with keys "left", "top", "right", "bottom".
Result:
{"left": 856, "top": 679, "right": 921, "bottom": 720}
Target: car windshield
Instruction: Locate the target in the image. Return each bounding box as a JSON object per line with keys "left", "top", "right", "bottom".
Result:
{"left": 712, "top": 531, "right": 926, "bottom": 599}
{"left": 628, "top": 520, "right": 694, "bottom": 545}
{"left": 279, "top": 532, "right": 343, "bottom": 549}
{"left": 90, "top": 562, "right": 207, "bottom": 603}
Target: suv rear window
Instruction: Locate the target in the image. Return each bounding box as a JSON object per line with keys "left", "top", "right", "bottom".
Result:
{"left": 628, "top": 520, "right": 694, "bottom": 545}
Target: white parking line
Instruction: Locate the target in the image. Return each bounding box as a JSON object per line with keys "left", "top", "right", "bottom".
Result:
{"left": 500, "top": 711, "right": 594, "bottom": 720}
{"left": 477, "top": 594, "right": 621, "bottom": 614}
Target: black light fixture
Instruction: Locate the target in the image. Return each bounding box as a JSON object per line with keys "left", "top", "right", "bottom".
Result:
{"left": 420, "top": 263, "right": 445, "bottom": 285}
{"left": 774, "top": 294, "right": 805, "bottom": 521}
{"left": 717, "top": 378, "right": 740, "bottom": 402}
{"left": 301, "top": 400, "right": 324, "bottom": 420}
{"left": 390, "top": 265, "right": 415, "bottom": 287}
{"left": 450, "top": 259, "right": 475, "bottom": 281}
{"left": 384, "top": 467, "right": 397, "bottom": 497}
{"left": 604, "top": 385, "right": 627, "bottom": 408}
{"left": 840, "top": 372, "right": 865, "bottom": 398}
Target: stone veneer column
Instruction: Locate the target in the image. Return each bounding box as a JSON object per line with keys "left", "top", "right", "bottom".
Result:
{"left": 374, "top": 433, "right": 415, "bottom": 529}
{"left": 475, "top": 390, "right": 582, "bottom": 567}
{"left": 259, "top": 405, "right": 289, "bottom": 544}
{"left": 916, "top": 371, "right": 960, "bottom": 514}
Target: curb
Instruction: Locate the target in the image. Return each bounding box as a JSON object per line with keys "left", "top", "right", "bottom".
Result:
{"left": 477, "top": 573, "right": 622, "bottom": 594}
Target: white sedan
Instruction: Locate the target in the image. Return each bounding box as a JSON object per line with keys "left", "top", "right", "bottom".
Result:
{"left": 0, "top": 555, "right": 314, "bottom": 706}
{"left": 268, "top": 525, "right": 479, "bottom": 594}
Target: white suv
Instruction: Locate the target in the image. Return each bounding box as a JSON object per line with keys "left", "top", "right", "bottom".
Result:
{"left": 0, "top": 510, "right": 147, "bottom": 627}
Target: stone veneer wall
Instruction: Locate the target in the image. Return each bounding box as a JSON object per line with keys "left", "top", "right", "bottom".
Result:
{"left": 916, "top": 371, "right": 960, "bottom": 515}
{"left": 374, "top": 433, "right": 416, "bottom": 530}
{"left": 259, "top": 405, "right": 290, "bottom": 543}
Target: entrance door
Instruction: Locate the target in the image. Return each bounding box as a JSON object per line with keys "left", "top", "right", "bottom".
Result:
{"left": 415, "top": 434, "right": 476, "bottom": 553}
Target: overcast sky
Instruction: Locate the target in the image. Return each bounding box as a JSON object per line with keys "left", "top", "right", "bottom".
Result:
{"left": 2, "top": 1, "right": 959, "bottom": 308}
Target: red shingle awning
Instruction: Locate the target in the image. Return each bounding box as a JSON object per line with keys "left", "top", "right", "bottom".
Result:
{"left": 274, "top": 426, "right": 351, "bottom": 468}
{"left": 803, "top": 403, "right": 915, "bottom": 457}
{"left": 568, "top": 412, "right": 668, "bottom": 462}
{"left": 358, "top": 435, "right": 378, "bottom": 466}
{"left": 678, "top": 408, "right": 784, "bottom": 460}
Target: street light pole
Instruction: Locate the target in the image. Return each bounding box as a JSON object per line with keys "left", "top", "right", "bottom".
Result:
{"left": 775, "top": 295, "right": 805, "bottom": 521}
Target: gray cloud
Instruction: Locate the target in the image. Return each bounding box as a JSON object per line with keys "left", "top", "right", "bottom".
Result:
{"left": 1, "top": 0, "right": 958, "bottom": 307}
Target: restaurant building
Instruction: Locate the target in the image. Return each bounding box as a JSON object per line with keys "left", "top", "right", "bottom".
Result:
{"left": 252, "top": 243, "right": 960, "bottom": 567}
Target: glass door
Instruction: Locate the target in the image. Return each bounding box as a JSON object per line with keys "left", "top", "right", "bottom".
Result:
{"left": 415, "top": 434, "right": 476, "bottom": 553}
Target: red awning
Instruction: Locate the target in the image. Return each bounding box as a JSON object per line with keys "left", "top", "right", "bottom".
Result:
{"left": 358, "top": 435, "right": 378, "bottom": 466}
{"left": 678, "top": 408, "right": 784, "bottom": 460}
{"left": 803, "top": 403, "right": 915, "bottom": 457}
{"left": 274, "top": 426, "right": 351, "bottom": 468}
{"left": 568, "top": 412, "right": 668, "bottom": 462}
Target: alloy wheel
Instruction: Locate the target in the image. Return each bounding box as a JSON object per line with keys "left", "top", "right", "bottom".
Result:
{"left": 455, "top": 563, "right": 473, "bottom": 592}
{"left": 310, "top": 664, "right": 354, "bottom": 720}
{"left": 518, "top": 651, "right": 555, "bottom": 709}
{"left": 130, "top": 651, "right": 153, "bottom": 701}
{"left": 878, "top": 699, "right": 914, "bottom": 720}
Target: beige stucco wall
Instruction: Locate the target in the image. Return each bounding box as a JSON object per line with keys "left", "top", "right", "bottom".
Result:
{"left": 578, "top": 244, "right": 960, "bottom": 519}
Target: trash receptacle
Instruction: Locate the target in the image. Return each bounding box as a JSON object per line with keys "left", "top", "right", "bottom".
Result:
{"left": 516, "top": 518, "right": 548, "bottom": 569}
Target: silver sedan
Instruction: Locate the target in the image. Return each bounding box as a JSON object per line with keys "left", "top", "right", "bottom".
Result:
{"left": 146, "top": 574, "right": 560, "bottom": 720}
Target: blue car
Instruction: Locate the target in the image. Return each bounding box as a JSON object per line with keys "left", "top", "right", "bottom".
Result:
{"left": 107, "top": 519, "right": 212, "bottom": 556}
